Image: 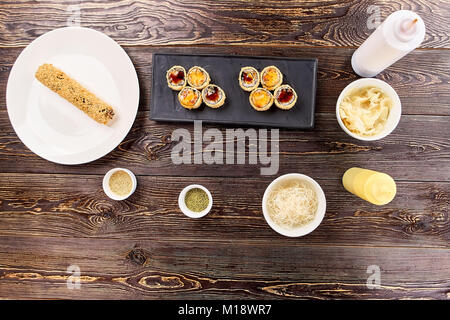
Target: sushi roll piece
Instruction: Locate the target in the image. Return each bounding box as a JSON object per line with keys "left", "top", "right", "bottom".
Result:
{"left": 187, "top": 66, "right": 210, "bottom": 90}
{"left": 178, "top": 87, "right": 202, "bottom": 109}
{"left": 260, "top": 66, "right": 283, "bottom": 91}
{"left": 238, "top": 66, "right": 260, "bottom": 92}
{"left": 202, "top": 84, "right": 226, "bottom": 108}
{"left": 166, "top": 65, "right": 186, "bottom": 91}
{"left": 274, "top": 85, "right": 298, "bottom": 110}
{"left": 249, "top": 88, "right": 273, "bottom": 111}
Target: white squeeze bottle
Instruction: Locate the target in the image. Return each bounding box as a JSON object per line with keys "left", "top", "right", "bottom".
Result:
{"left": 352, "top": 10, "right": 426, "bottom": 78}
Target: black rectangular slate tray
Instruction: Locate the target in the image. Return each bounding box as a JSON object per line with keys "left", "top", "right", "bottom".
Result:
{"left": 150, "top": 53, "right": 317, "bottom": 129}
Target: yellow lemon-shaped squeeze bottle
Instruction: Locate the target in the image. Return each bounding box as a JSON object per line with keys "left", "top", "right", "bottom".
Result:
{"left": 342, "top": 168, "right": 396, "bottom": 205}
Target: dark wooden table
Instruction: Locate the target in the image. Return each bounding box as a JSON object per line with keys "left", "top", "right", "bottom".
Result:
{"left": 0, "top": 0, "right": 449, "bottom": 300}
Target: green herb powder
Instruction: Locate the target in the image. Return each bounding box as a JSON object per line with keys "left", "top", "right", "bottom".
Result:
{"left": 185, "top": 188, "right": 209, "bottom": 212}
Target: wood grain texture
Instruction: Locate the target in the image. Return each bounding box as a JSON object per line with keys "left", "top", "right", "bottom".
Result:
{"left": 0, "top": 174, "right": 448, "bottom": 248}
{"left": 0, "top": 112, "right": 448, "bottom": 181}
{"left": 0, "top": 0, "right": 449, "bottom": 48}
{"left": 0, "top": 236, "right": 449, "bottom": 299}
{"left": 2, "top": 46, "right": 450, "bottom": 116}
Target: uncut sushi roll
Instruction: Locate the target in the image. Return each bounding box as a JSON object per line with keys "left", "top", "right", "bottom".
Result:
{"left": 35, "top": 63, "right": 115, "bottom": 125}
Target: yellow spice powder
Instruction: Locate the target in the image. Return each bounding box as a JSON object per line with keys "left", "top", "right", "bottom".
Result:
{"left": 109, "top": 170, "right": 132, "bottom": 196}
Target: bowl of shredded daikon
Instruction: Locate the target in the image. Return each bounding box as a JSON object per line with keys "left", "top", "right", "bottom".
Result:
{"left": 262, "top": 173, "right": 326, "bottom": 237}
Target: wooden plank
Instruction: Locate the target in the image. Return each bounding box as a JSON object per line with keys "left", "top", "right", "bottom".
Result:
{"left": 1, "top": 46, "right": 450, "bottom": 116}
{"left": 0, "top": 235, "right": 448, "bottom": 299}
{"left": 1, "top": 0, "right": 448, "bottom": 302}
{"left": 0, "top": 174, "right": 448, "bottom": 248}
{"left": 0, "top": 112, "right": 448, "bottom": 181}
{"left": 0, "top": 0, "right": 448, "bottom": 48}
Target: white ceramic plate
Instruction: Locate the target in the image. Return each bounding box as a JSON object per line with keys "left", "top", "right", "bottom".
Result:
{"left": 6, "top": 27, "right": 139, "bottom": 164}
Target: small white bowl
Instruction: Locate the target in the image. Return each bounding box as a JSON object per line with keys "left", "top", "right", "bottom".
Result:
{"left": 178, "top": 184, "right": 213, "bottom": 218}
{"left": 103, "top": 168, "right": 137, "bottom": 201}
{"left": 262, "top": 173, "right": 326, "bottom": 237}
{"left": 336, "top": 78, "right": 402, "bottom": 141}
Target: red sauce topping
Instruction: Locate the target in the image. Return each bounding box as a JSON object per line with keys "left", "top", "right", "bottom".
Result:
{"left": 169, "top": 70, "right": 184, "bottom": 85}
{"left": 241, "top": 71, "right": 254, "bottom": 84}
{"left": 205, "top": 86, "right": 220, "bottom": 102}
{"left": 277, "top": 88, "right": 294, "bottom": 103}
